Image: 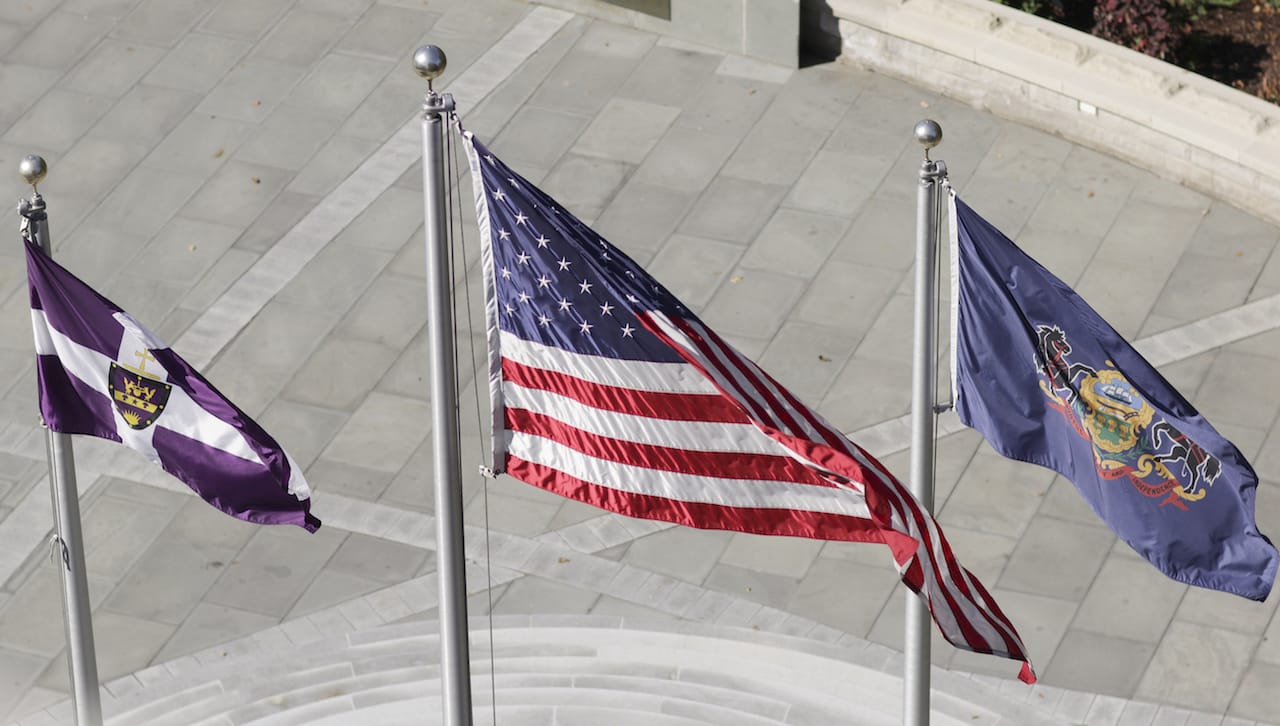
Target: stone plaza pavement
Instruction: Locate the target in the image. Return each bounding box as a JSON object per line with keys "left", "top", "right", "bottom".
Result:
{"left": 2, "top": 0, "right": 1280, "bottom": 723}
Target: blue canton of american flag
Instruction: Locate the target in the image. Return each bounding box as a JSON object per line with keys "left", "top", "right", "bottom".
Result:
{"left": 462, "top": 131, "right": 1035, "bottom": 681}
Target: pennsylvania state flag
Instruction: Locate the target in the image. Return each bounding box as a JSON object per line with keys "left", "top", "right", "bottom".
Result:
{"left": 948, "top": 193, "right": 1276, "bottom": 601}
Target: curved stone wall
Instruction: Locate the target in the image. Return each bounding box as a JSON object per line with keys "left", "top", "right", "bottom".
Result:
{"left": 808, "top": 0, "right": 1280, "bottom": 226}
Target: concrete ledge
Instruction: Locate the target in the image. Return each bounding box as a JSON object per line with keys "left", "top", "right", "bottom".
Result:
{"left": 809, "top": 0, "right": 1280, "bottom": 226}
{"left": 532, "top": 0, "right": 801, "bottom": 67}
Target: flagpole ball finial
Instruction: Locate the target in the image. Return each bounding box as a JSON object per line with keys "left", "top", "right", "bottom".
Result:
{"left": 914, "top": 119, "right": 942, "bottom": 150}
{"left": 413, "top": 45, "right": 447, "bottom": 81}
{"left": 18, "top": 154, "right": 47, "bottom": 187}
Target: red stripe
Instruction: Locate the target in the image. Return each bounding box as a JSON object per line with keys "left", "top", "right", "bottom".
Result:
{"left": 502, "top": 357, "right": 747, "bottom": 423}
{"left": 506, "top": 407, "right": 832, "bottom": 486}
{"left": 653, "top": 315, "right": 1028, "bottom": 663}
{"left": 506, "top": 456, "right": 886, "bottom": 543}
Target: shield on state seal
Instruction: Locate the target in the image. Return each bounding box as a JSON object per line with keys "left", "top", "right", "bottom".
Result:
{"left": 108, "top": 362, "right": 171, "bottom": 430}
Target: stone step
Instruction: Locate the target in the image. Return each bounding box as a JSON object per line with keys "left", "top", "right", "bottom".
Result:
{"left": 19, "top": 619, "right": 1082, "bottom": 726}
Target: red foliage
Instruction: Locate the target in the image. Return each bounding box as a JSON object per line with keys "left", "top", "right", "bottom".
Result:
{"left": 1092, "top": 0, "right": 1178, "bottom": 58}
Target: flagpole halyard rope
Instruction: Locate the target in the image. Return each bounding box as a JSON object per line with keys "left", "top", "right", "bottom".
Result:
{"left": 445, "top": 110, "right": 500, "bottom": 725}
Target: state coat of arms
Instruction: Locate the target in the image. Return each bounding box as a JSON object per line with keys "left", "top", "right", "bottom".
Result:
{"left": 1033, "top": 325, "right": 1220, "bottom": 510}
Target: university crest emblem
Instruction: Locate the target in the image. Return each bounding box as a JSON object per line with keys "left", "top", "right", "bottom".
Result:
{"left": 1033, "top": 325, "right": 1219, "bottom": 510}
{"left": 108, "top": 362, "right": 171, "bottom": 430}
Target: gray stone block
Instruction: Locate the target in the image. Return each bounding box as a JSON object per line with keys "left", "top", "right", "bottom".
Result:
{"left": 298, "top": 0, "right": 376, "bottom": 18}
{"left": 574, "top": 98, "right": 681, "bottom": 165}
{"left": 999, "top": 515, "right": 1113, "bottom": 601}
{"left": 6, "top": 11, "right": 105, "bottom": 71}
{"left": 833, "top": 191, "right": 915, "bottom": 271}
{"left": 680, "top": 176, "right": 788, "bottom": 244}
{"left": 1045, "top": 629, "right": 1156, "bottom": 698}
{"left": 740, "top": 208, "right": 847, "bottom": 278}
{"left": 255, "top": 399, "right": 349, "bottom": 472}
{"left": 3, "top": 89, "right": 112, "bottom": 153}
{"left": 539, "top": 154, "right": 633, "bottom": 222}
{"left": 82, "top": 166, "right": 205, "bottom": 240}
{"left": 493, "top": 575, "right": 600, "bottom": 616}
{"left": 204, "top": 301, "right": 338, "bottom": 414}
{"left": 1228, "top": 660, "right": 1280, "bottom": 722}
{"left": 143, "top": 33, "right": 251, "bottom": 93}
{"left": 1074, "top": 557, "right": 1187, "bottom": 644}
{"left": 82, "top": 489, "right": 181, "bottom": 580}
{"left": 287, "top": 134, "right": 379, "bottom": 197}
{"left": 252, "top": 9, "right": 351, "bottom": 66}
{"left": 336, "top": 4, "right": 440, "bottom": 61}
{"left": 198, "top": 0, "right": 291, "bottom": 41}
{"left": 288, "top": 53, "right": 392, "bottom": 119}
{"left": 743, "top": 0, "right": 799, "bottom": 67}
{"left": 593, "top": 181, "right": 692, "bottom": 260}
{"left": 287, "top": 570, "right": 382, "bottom": 619}
{"left": 135, "top": 216, "right": 242, "bottom": 288}
{"left": 0, "top": 0, "right": 56, "bottom": 27}
{"left": 623, "top": 527, "right": 729, "bottom": 584}
{"left": 321, "top": 392, "right": 431, "bottom": 475}
{"left": 143, "top": 113, "right": 255, "bottom": 176}
{"left": 755, "top": 320, "right": 859, "bottom": 405}
{"left": 112, "top": 0, "right": 209, "bottom": 47}
{"left": 41, "top": 136, "right": 148, "bottom": 206}
{"left": 618, "top": 44, "right": 722, "bottom": 107}
{"left": 939, "top": 447, "right": 1055, "bottom": 539}
{"left": 819, "top": 353, "right": 911, "bottom": 432}
{"left": 0, "top": 63, "right": 61, "bottom": 133}
{"left": 205, "top": 525, "right": 345, "bottom": 617}
{"left": 196, "top": 59, "right": 306, "bottom": 124}
{"left": 89, "top": 84, "right": 200, "bottom": 147}
{"left": 182, "top": 160, "right": 291, "bottom": 229}
{"left": 39, "top": 611, "right": 173, "bottom": 690}
{"left": 326, "top": 533, "right": 427, "bottom": 585}
{"left": 487, "top": 106, "right": 590, "bottom": 171}
{"left": 675, "top": 74, "right": 777, "bottom": 140}
{"left": 335, "top": 275, "right": 426, "bottom": 349}
{"left": 1137, "top": 622, "right": 1253, "bottom": 713}
{"left": 234, "top": 104, "right": 343, "bottom": 172}
{"left": 791, "top": 259, "right": 900, "bottom": 335}
{"left": 60, "top": 39, "right": 167, "bottom": 98}
{"left": 630, "top": 126, "right": 738, "bottom": 194}
{"left": 785, "top": 148, "right": 889, "bottom": 218}
{"left": 152, "top": 602, "right": 277, "bottom": 665}
{"left": 283, "top": 337, "right": 398, "bottom": 412}
{"left": 700, "top": 266, "right": 804, "bottom": 340}
{"left": 786, "top": 556, "right": 898, "bottom": 636}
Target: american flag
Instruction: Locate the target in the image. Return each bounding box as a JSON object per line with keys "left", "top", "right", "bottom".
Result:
{"left": 462, "top": 132, "right": 1035, "bottom": 681}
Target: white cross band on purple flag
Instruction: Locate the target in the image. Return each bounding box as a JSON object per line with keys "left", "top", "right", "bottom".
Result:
{"left": 25, "top": 240, "right": 319, "bottom": 532}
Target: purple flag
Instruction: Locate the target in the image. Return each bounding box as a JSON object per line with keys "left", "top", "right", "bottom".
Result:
{"left": 26, "top": 239, "right": 319, "bottom": 531}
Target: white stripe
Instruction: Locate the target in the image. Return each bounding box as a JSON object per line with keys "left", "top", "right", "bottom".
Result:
{"left": 505, "top": 382, "right": 791, "bottom": 456}
{"left": 648, "top": 315, "right": 783, "bottom": 426}
{"left": 653, "top": 312, "right": 1010, "bottom": 653}
{"left": 500, "top": 330, "right": 719, "bottom": 395}
{"left": 509, "top": 431, "right": 870, "bottom": 519}
{"left": 33, "top": 309, "right": 264, "bottom": 469}
{"left": 948, "top": 189, "right": 961, "bottom": 403}
{"left": 464, "top": 130, "right": 508, "bottom": 474}
{"left": 30, "top": 309, "right": 56, "bottom": 356}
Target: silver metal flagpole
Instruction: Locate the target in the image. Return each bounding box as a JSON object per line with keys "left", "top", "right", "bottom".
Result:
{"left": 414, "top": 46, "right": 473, "bottom": 726}
{"left": 905, "top": 120, "right": 944, "bottom": 726}
{"left": 19, "top": 155, "right": 104, "bottom": 726}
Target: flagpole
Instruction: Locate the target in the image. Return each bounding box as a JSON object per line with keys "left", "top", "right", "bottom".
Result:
{"left": 905, "top": 120, "right": 944, "bottom": 726}
{"left": 414, "top": 46, "right": 473, "bottom": 726}
{"left": 19, "top": 155, "right": 103, "bottom": 726}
